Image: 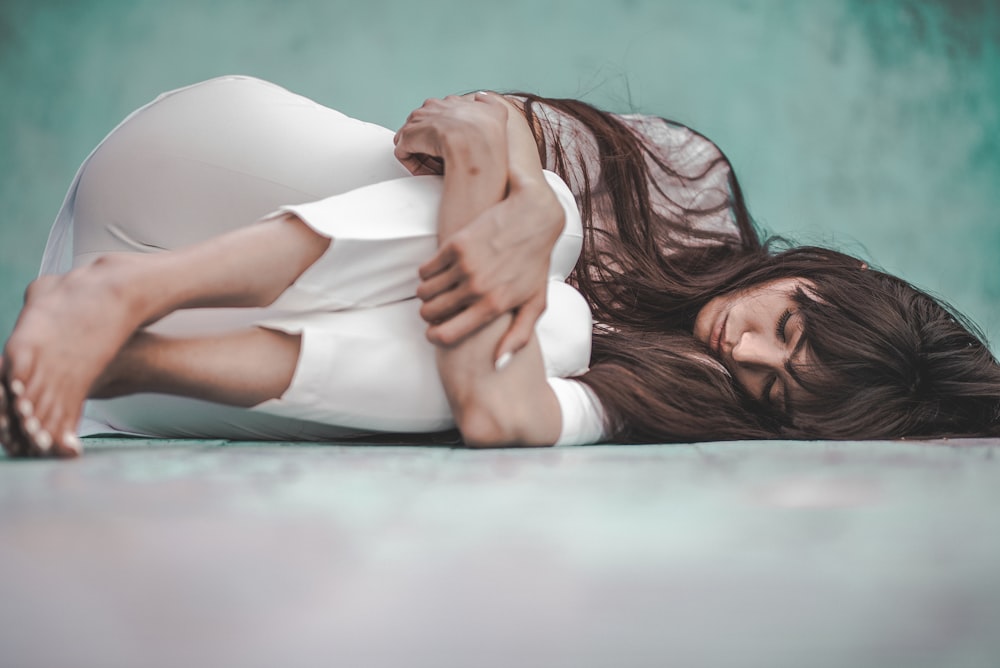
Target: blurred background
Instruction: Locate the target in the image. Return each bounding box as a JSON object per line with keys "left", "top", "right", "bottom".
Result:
{"left": 1, "top": 0, "right": 998, "bottom": 346}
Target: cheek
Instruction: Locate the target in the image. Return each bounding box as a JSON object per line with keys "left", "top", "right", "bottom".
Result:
{"left": 727, "top": 365, "right": 754, "bottom": 394}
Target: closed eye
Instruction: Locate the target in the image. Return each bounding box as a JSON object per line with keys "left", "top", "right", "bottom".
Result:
{"left": 775, "top": 309, "right": 792, "bottom": 342}
{"left": 761, "top": 374, "right": 778, "bottom": 407}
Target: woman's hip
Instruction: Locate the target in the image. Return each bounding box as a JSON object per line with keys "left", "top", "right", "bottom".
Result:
{"left": 71, "top": 76, "right": 409, "bottom": 260}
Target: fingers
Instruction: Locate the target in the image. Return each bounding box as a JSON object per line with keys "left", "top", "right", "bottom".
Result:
{"left": 393, "top": 149, "right": 444, "bottom": 176}
{"left": 472, "top": 91, "right": 507, "bottom": 111}
{"left": 418, "top": 262, "right": 504, "bottom": 326}
{"left": 414, "top": 154, "right": 444, "bottom": 175}
{"left": 426, "top": 299, "right": 503, "bottom": 347}
{"left": 416, "top": 259, "right": 462, "bottom": 301}
{"left": 394, "top": 97, "right": 469, "bottom": 166}
{"left": 419, "top": 286, "right": 475, "bottom": 326}
{"left": 495, "top": 294, "right": 546, "bottom": 363}
{"left": 394, "top": 93, "right": 507, "bottom": 175}
{"left": 393, "top": 112, "right": 444, "bottom": 174}
{"left": 418, "top": 245, "right": 457, "bottom": 282}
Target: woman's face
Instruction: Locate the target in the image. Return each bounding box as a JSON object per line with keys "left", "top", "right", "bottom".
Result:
{"left": 694, "top": 278, "right": 815, "bottom": 414}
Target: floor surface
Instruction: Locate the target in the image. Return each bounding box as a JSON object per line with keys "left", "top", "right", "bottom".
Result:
{"left": 2, "top": 438, "right": 998, "bottom": 668}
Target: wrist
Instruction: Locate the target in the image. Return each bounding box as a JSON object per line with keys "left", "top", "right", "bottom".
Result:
{"left": 516, "top": 174, "right": 564, "bottom": 238}
{"left": 440, "top": 120, "right": 507, "bottom": 169}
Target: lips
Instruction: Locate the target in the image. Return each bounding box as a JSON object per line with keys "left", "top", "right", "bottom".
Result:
{"left": 710, "top": 313, "right": 728, "bottom": 357}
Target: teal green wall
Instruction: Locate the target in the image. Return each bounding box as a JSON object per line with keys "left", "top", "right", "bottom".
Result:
{"left": 2, "top": 0, "right": 998, "bottom": 345}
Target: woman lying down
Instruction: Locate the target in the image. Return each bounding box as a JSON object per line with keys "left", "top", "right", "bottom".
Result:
{"left": 2, "top": 76, "right": 998, "bottom": 457}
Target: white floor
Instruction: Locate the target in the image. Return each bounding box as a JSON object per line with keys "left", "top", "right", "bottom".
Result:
{"left": 2, "top": 438, "right": 998, "bottom": 668}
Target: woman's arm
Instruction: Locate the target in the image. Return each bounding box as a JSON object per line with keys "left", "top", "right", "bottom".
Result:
{"left": 394, "top": 94, "right": 562, "bottom": 446}
{"left": 396, "top": 93, "right": 565, "bottom": 363}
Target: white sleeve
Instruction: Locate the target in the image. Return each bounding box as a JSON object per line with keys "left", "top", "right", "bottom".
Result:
{"left": 547, "top": 377, "right": 606, "bottom": 446}
{"left": 262, "top": 170, "right": 583, "bottom": 311}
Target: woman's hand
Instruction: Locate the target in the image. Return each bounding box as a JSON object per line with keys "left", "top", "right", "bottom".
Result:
{"left": 417, "top": 168, "right": 565, "bottom": 362}
{"left": 421, "top": 95, "right": 564, "bottom": 447}
{"left": 393, "top": 94, "right": 508, "bottom": 177}
{"left": 397, "top": 92, "right": 563, "bottom": 363}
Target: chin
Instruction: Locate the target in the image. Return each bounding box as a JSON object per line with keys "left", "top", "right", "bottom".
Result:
{"left": 692, "top": 309, "right": 708, "bottom": 344}
{"left": 693, "top": 296, "right": 722, "bottom": 346}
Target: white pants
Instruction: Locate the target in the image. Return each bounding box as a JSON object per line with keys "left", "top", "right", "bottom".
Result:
{"left": 45, "top": 76, "right": 590, "bottom": 440}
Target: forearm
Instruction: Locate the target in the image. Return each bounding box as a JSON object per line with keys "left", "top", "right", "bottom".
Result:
{"left": 436, "top": 132, "right": 508, "bottom": 239}
{"left": 405, "top": 92, "right": 570, "bottom": 355}
{"left": 441, "top": 92, "right": 560, "bottom": 237}
{"left": 434, "top": 121, "right": 560, "bottom": 446}
{"left": 496, "top": 94, "right": 564, "bottom": 236}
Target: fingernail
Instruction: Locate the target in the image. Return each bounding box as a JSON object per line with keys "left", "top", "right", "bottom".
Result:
{"left": 63, "top": 433, "right": 82, "bottom": 454}
{"left": 10, "top": 379, "right": 25, "bottom": 396}
{"left": 35, "top": 430, "right": 52, "bottom": 453}
{"left": 17, "top": 397, "right": 33, "bottom": 417}
{"left": 495, "top": 352, "right": 513, "bottom": 371}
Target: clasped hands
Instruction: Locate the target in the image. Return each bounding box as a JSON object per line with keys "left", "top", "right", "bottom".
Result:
{"left": 393, "top": 93, "right": 564, "bottom": 363}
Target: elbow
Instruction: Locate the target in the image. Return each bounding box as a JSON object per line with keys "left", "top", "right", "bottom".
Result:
{"left": 454, "top": 397, "right": 554, "bottom": 448}
{"left": 455, "top": 390, "right": 547, "bottom": 448}
{"left": 455, "top": 403, "right": 515, "bottom": 448}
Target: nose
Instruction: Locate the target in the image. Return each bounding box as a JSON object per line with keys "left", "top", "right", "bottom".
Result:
{"left": 730, "top": 331, "right": 783, "bottom": 371}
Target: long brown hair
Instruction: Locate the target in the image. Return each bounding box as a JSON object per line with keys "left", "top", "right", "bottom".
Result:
{"left": 516, "top": 94, "right": 1000, "bottom": 443}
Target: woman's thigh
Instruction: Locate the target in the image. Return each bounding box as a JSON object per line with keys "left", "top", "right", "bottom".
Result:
{"left": 72, "top": 76, "right": 409, "bottom": 263}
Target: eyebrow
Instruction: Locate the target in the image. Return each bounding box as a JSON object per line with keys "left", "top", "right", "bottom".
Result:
{"left": 780, "top": 327, "right": 811, "bottom": 416}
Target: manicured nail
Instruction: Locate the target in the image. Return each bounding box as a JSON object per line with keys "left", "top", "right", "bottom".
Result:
{"left": 63, "top": 433, "right": 82, "bottom": 454}
{"left": 10, "top": 379, "right": 25, "bottom": 396}
{"left": 35, "top": 430, "right": 52, "bottom": 453}
{"left": 17, "top": 398, "right": 33, "bottom": 417}
{"left": 24, "top": 415, "right": 40, "bottom": 435}
{"left": 495, "top": 352, "right": 513, "bottom": 371}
